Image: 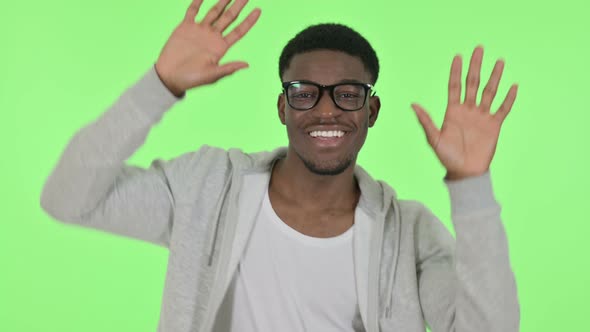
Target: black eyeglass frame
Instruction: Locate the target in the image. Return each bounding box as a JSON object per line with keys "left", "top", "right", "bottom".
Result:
{"left": 281, "top": 80, "right": 376, "bottom": 112}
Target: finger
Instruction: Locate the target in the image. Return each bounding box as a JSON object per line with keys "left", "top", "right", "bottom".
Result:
{"left": 201, "top": 0, "right": 231, "bottom": 26}
{"left": 464, "top": 46, "right": 483, "bottom": 106}
{"left": 204, "top": 61, "right": 249, "bottom": 84}
{"left": 411, "top": 103, "right": 441, "bottom": 149}
{"left": 224, "top": 8, "right": 261, "bottom": 47}
{"left": 480, "top": 59, "right": 505, "bottom": 111}
{"left": 184, "top": 0, "right": 204, "bottom": 22}
{"left": 212, "top": 0, "right": 248, "bottom": 32}
{"left": 448, "top": 55, "right": 462, "bottom": 107}
{"left": 494, "top": 84, "right": 518, "bottom": 123}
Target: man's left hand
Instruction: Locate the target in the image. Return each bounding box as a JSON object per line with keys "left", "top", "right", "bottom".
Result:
{"left": 412, "top": 46, "right": 518, "bottom": 181}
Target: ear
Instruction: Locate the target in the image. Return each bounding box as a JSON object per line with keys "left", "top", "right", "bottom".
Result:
{"left": 368, "top": 96, "right": 381, "bottom": 127}
{"left": 277, "top": 93, "right": 286, "bottom": 125}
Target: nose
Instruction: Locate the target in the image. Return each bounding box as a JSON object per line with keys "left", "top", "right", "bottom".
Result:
{"left": 312, "top": 89, "right": 343, "bottom": 119}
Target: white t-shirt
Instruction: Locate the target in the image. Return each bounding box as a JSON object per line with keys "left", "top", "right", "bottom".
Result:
{"left": 227, "top": 189, "right": 360, "bottom": 331}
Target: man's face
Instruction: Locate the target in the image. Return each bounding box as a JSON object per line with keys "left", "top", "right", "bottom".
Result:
{"left": 278, "top": 50, "right": 380, "bottom": 176}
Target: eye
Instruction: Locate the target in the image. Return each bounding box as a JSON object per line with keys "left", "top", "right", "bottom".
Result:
{"left": 291, "top": 92, "right": 316, "bottom": 99}
{"left": 334, "top": 85, "right": 364, "bottom": 99}
{"left": 338, "top": 92, "right": 361, "bottom": 99}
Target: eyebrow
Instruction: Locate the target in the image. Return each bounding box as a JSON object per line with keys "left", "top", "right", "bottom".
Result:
{"left": 337, "top": 79, "right": 365, "bottom": 84}
{"left": 291, "top": 79, "right": 367, "bottom": 85}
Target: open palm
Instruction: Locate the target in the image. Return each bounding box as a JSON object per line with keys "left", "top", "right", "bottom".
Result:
{"left": 155, "top": 0, "right": 261, "bottom": 96}
{"left": 412, "top": 47, "right": 518, "bottom": 180}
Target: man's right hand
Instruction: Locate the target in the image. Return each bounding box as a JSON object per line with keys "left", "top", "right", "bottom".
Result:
{"left": 155, "top": 0, "right": 261, "bottom": 97}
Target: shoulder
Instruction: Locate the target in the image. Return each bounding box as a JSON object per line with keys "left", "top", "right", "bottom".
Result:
{"left": 156, "top": 145, "right": 231, "bottom": 175}
{"left": 157, "top": 145, "right": 288, "bottom": 177}
{"left": 395, "top": 199, "right": 454, "bottom": 255}
{"left": 359, "top": 175, "right": 454, "bottom": 256}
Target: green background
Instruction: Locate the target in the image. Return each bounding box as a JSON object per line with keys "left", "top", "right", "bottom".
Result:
{"left": 1, "top": 0, "right": 588, "bottom": 330}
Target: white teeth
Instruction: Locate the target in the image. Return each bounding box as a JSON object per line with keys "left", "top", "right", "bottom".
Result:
{"left": 309, "top": 130, "right": 345, "bottom": 138}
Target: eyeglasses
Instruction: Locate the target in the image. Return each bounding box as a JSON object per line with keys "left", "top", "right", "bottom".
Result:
{"left": 282, "top": 80, "right": 375, "bottom": 111}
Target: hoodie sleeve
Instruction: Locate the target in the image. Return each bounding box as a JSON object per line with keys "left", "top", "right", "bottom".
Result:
{"left": 40, "top": 66, "right": 185, "bottom": 247}
{"left": 417, "top": 171, "right": 520, "bottom": 332}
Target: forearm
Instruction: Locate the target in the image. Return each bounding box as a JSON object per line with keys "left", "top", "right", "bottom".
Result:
{"left": 446, "top": 172, "right": 519, "bottom": 331}
{"left": 40, "top": 66, "right": 181, "bottom": 220}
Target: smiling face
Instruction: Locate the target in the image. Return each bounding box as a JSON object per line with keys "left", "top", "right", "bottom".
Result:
{"left": 278, "top": 50, "right": 381, "bottom": 176}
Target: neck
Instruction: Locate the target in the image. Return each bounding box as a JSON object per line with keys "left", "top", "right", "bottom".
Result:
{"left": 269, "top": 150, "right": 360, "bottom": 211}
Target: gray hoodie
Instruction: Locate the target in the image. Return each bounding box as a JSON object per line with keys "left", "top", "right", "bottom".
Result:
{"left": 40, "top": 66, "right": 519, "bottom": 332}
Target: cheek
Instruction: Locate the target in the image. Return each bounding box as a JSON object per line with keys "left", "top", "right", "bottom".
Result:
{"left": 284, "top": 112, "right": 302, "bottom": 140}
{"left": 356, "top": 110, "right": 371, "bottom": 129}
{"left": 353, "top": 112, "right": 371, "bottom": 144}
{"left": 284, "top": 110, "right": 304, "bottom": 129}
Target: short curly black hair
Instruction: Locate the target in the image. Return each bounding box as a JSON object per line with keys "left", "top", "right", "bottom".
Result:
{"left": 279, "top": 23, "right": 380, "bottom": 84}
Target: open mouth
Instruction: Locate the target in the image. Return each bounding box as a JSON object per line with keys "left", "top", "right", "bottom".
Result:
{"left": 308, "top": 130, "right": 346, "bottom": 138}
{"left": 306, "top": 130, "right": 349, "bottom": 147}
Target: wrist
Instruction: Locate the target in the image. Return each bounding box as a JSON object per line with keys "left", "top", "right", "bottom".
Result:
{"left": 445, "top": 169, "right": 488, "bottom": 181}
{"left": 154, "top": 63, "right": 185, "bottom": 98}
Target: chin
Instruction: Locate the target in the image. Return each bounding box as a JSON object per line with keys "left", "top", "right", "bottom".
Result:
{"left": 298, "top": 152, "right": 355, "bottom": 176}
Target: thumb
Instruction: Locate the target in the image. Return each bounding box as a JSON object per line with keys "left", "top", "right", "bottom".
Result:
{"left": 411, "top": 103, "right": 440, "bottom": 149}
{"left": 204, "top": 61, "right": 249, "bottom": 84}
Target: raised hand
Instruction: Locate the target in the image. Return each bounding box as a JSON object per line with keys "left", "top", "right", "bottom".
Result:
{"left": 155, "top": 0, "right": 261, "bottom": 96}
{"left": 411, "top": 47, "right": 518, "bottom": 180}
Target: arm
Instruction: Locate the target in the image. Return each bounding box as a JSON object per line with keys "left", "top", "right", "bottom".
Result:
{"left": 40, "top": 67, "right": 180, "bottom": 246}
{"left": 416, "top": 172, "right": 519, "bottom": 331}
{"left": 412, "top": 47, "right": 520, "bottom": 330}
{"left": 40, "top": 0, "right": 261, "bottom": 246}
